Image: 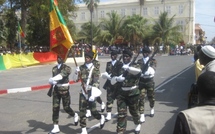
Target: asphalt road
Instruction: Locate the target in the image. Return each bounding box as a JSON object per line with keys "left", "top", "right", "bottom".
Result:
{"left": 0, "top": 54, "right": 195, "bottom": 134}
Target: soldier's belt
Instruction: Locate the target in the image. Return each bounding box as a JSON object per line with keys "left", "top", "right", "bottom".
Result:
{"left": 140, "top": 77, "right": 153, "bottom": 82}
{"left": 56, "top": 83, "right": 69, "bottom": 87}
{"left": 121, "top": 85, "right": 138, "bottom": 91}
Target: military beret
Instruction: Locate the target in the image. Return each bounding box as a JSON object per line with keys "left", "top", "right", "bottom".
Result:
{"left": 111, "top": 50, "right": 118, "bottom": 56}
{"left": 84, "top": 51, "right": 94, "bottom": 59}
{"left": 201, "top": 45, "right": 215, "bottom": 59}
{"left": 123, "top": 49, "right": 133, "bottom": 57}
{"left": 142, "top": 47, "right": 151, "bottom": 53}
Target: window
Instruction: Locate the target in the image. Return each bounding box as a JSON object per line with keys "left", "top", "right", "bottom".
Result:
{"left": 81, "top": 12, "right": 85, "bottom": 20}
{"left": 100, "top": 10, "right": 105, "bottom": 18}
{"left": 177, "top": 20, "right": 184, "bottom": 32}
{"left": 166, "top": 6, "right": 171, "bottom": 14}
{"left": 179, "top": 5, "right": 183, "bottom": 14}
{"left": 121, "top": 9, "right": 126, "bottom": 17}
{"left": 154, "top": 6, "right": 159, "bottom": 16}
{"left": 131, "top": 8, "right": 136, "bottom": 15}
{"left": 143, "top": 7, "right": 148, "bottom": 16}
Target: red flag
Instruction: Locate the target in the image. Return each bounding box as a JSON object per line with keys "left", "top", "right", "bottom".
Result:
{"left": 49, "top": 0, "right": 74, "bottom": 61}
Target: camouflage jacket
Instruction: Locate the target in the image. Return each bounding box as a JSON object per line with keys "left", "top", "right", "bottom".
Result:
{"left": 79, "top": 63, "right": 100, "bottom": 89}
{"left": 137, "top": 57, "right": 157, "bottom": 71}
{"left": 52, "top": 64, "right": 71, "bottom": 91}
{"left": 52, "top": 64, "right": 71, "bottom": 84}
{"left": 103, "top": 60, "right": 123, "bottom": 89}
{"left": 118, "top": 63, "right": 141, "bottom": 96}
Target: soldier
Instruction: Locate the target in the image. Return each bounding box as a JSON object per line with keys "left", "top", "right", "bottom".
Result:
{"left": 75, "top": 51, "right": 105, "bottom": 134}
{"left": 84, "top": 44, "right": 105, "bottom": 117}
{"left": 137, "top": 47, "right": 157, "bottom": 123}
{"left": 101, "top": 50, "right": 123, "bottom": 121}
{"left": 48, "top": 55, "right": 79, "bottom": 134}
{"left": 111, "top": 49, "right": 142, "bottom": 134}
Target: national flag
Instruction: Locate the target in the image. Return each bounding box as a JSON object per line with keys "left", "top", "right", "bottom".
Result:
{"left": 18, "top": 22, "right": 25, "bottom": 37}
{"left": 49, "top": 0, "right": 74, "bottom": 61}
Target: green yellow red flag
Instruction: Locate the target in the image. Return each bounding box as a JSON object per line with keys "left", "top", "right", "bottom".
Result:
{"left": 49, "top": 0, "right": 74, "bottom": 61}
{"left": 18, "top": 22, "right": 25, "bottom": 37}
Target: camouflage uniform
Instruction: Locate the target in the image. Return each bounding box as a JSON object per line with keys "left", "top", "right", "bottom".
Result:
{"left": 116, "top": 63, "right": 141, "bottom": 133}
{"left": 52, "top": 64, "right": 76, "bottom": 124}
{"left": 93, "top": 60, "right": 104, "bottom": 104}
{"left": 137, "top": 58, "right": 157, "bottom": 114}
{"left": 79, "top": 62, "right": 102, "bottom": 128}
{"left": 103, "top": 59, "right": 123, "bottom": 112}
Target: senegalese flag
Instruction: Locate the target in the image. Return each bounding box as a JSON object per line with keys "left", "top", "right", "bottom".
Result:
{"left": 18, "top": 22, "right": 25, "bottom": 37}
{"left": 49, "top": 0, "right": 74, "bottom": 61}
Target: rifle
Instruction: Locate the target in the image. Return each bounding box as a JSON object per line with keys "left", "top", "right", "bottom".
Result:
{"left": 103, "top": 55, "right": 122, "bottom": 89}
{"left": 72, "top": 52, "right": 88, "bottom": 96}
{"left": 141, "top": 49, "right": 158, "bottom": 74}
{"left": 122, "top": 51, "right": 140, "bottom": 77}
{"left": 47, "top": 85, "right": 54, "bottom": 97}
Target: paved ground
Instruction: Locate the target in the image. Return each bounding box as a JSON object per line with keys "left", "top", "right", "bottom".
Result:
{"left": 0, "top": 54, "right": 195, "bottom": 134}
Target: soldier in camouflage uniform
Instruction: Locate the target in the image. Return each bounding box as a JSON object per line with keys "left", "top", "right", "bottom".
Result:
{"left": 112, "top": 49, "right": 142, "bottom": 134}
{"left": 48, "top": 55, "right": 79, "bottom": 134}
{"left": 75, "top": 51, "right": 105, "bottom": 134}
{"left": 137, "top": 47, "right": 157, "bottom": 123}
{"left": 84, "top": 44, "right": 105, "bottom": 117}
{"left": 101, "top": 50, "right": 123, "bottom": 121}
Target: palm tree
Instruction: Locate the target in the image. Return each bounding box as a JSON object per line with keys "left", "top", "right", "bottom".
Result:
{"left": 98, "top": 11, "right": 124, "bottom": 45}
{"left": 78, "top": 21, "right": 99, "bottom": 44}
{"left": 152, "top": 11, "right": 183, "bottom": 51}
{"left": 121, "top": 14, "right": 149, "bottom": 49}
{"left": 82, "top": 0, "right": 100, "bottom": 45}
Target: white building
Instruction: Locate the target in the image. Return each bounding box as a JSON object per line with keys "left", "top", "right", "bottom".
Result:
{"left": 71, "top": 0, "right": 195, "bottom": 45}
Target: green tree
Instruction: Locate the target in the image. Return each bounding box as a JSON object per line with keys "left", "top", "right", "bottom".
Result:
{"left": 82, "top": 0, "right": 100, "bottom": 45}
{"left": 0, "top": 0, "right": 77, "bottom": 48}
{"left": 121, "top": 14, "right": 149, "bottom": 49}
{"left": 152, "top": 12, "right": 183, "bottom": 50}
{"left": 78, "top": 21, "right": 99, "bottom": 44}
{"left": 98, "top": 11, "right": 124, "bottom": 45}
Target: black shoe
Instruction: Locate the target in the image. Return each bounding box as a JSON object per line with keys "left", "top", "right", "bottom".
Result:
{"left": 74, "top": 121, "right": 78, "bottom": 126}
{"left": 150, "top": 114, "right": 154, "bottom": 117}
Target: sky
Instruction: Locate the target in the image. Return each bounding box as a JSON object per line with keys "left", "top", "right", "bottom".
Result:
{"left": 195, "top": 0, "right": 215, "bottom": 42}
{"left": 98, "top": 0, "right": 215, "bottom": 42}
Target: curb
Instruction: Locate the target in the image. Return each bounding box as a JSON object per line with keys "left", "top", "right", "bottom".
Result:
{"left": 0, "top": 80, "right": 79, "bottom": 95}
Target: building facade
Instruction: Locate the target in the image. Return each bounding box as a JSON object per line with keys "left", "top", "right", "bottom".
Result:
{"left": 71, "top": 0, "right": 195, "bottom": 45}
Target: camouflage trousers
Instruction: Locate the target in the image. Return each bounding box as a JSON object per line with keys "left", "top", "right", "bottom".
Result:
{"left": 52, "top": 88, "right": 75, "bottom": 124}
{"left": 139, "top": 81, "right": 155, "bottom": 114}
{"left": 116, "top": 94, "right": 140, "bottom": 133}
{"left": 106, "top": 86, "right": 118, "bottom": 112}
{"left": 79, "top": 93, "right": 102, "bottom": 128}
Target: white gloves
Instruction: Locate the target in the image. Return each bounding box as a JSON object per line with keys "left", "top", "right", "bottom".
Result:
{"left": 111, "top": 75, "right": 125, "bottom": 85}
{"left": 144, "top": 70, "right": 150, "bottom": 75}
{"left": 49, "top": 78, "right": 57, "bottom": 85}
{"left": 122, "top": 64, "right": 129, "bottom": 70}
{"left": 52, "top": 74, "right": 63, "bottom": 81}
{"left": 88, "top": 96, "right": 95, "bottom": 102}
{"left": 101, "top": 72, "right": 111, "bottom": 80}
{"left": 116, "top": 75, "right": 125, "bottom": 82}
{"left": 75, "top": 66, "right": 80, "bottom": 73}
{"left": 74, "top": 66, "right": 80, "bottom": 81}
{"left": 141, "top": 67, "right": 155, "bottom": 78}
